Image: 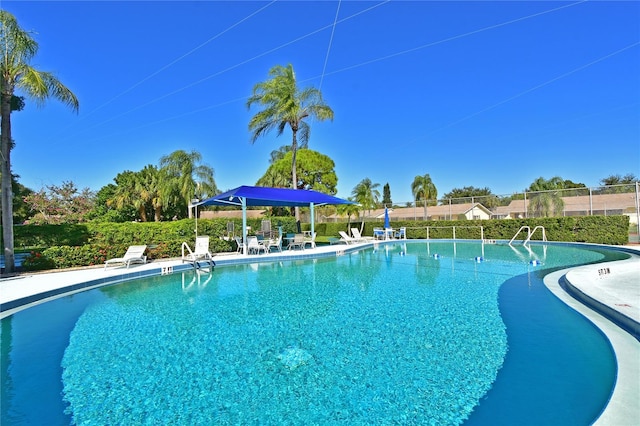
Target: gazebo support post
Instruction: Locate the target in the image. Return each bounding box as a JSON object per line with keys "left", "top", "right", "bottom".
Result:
{"left": 310, "top": 202, "right": 315, "bottom": 238}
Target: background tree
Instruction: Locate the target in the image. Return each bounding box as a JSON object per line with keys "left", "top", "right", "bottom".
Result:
{"left": 256, "top": 167, "right": 289, "bottom": 188}
{"left": 600, "top": 173, "right": 637, "bottom": 186}
{"left": 382, "top": 183, "right": 392, "bottom": 207}
{"left": 597, "top": 173, "right": 638, "bottom": 194}
{"left": 526, "top": 176, "right": 565, "bottom": 217}
{"left": 136, "top": 164, "right": 165, "bottom": 222}
{"left": 411, "top": 174, "right": 437, "bottom": 220}
{"left": 109, "top": 171, "right": 149, "bottom": 221}
{"left": 88, "top": 183, "right": 137, "bottom": 222}
{"left": 258, "top": 149, "right": 338, "bottom": 194}
{"left": 22, "top": 181, "right": 94, "bottom": 224}
{"left": 337, "top": 198, "right": 361, "bottom": 233}
{"left": 557, "top": 178, "right": 588, "bottom": 196}
{"left": 247, "top": 63, "right": 334, "bottom": 220}
{"left": 269, "top": 143, "right": 308, "bottom": 164}
{"left": 352, "top": 178, "right": 380, "bottom": 219}
{"left": 1, "top": 10, "right": 79, "bottom": 272}
{"left": 442, "top": 186, "right": 500, "bottom": 208}
{"left": 159, "top": 150, "right": 217, "bottom": 218}
{"left": 0, "top": 171, "right": 33, "bottom": 223}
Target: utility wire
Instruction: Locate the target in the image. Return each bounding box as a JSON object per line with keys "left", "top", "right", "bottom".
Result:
{"left": 404, "top": 41, "right": 640, "bottom": 146}
{"left": 66, "top": 1, "right": 390, "bottom": 138}
{"left": 79, "top": 0, "right": 278, "bottom": 121}
{"left": 70, "top": 0, "right": 599, "bottom": 146}
{"left": 318, "top": 0, "right": 588, "bottom": 79}
{"left": 319, "top": 0, "right": 342, "bottom": 91}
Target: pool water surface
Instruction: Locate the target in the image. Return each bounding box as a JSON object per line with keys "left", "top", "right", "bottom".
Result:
{"left": 1, "top": 242, "right": 619, "bottom": 425}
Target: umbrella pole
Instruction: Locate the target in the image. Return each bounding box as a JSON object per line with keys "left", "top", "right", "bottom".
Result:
{"left": 242, "top": 197, "right": 247, "bottom": 255}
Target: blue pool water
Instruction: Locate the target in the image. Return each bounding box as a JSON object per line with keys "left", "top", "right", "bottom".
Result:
{"left": 1, "top": 242, "right": 621, "bottom": 425}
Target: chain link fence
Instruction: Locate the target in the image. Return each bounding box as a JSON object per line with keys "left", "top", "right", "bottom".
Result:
{"left": 315, "top": 183, "right": 640, "bottom": 243}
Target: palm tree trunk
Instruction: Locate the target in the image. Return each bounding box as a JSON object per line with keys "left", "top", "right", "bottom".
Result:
{"left": 139, "top": 206, "right": 147, "bottom": 222}
{"left": 1, "top": 90, "right": 15, "bottom": 273}
{"left": 291, "top": 129, "right": 300, "bottom": 221}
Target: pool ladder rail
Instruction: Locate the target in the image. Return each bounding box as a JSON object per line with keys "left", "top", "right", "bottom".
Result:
{"left": 181, "top": 241, "right": 216, "bottom": 271}
{"left": 509, "top": 226, "right": 547, "bottom": 246}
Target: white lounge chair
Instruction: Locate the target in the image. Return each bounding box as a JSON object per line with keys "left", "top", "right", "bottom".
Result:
{"left": 104, "top": 245, "right": 147, "bottom": 270}
{"left": 182, "top": 236, "right": 215, "bottom": 268}
{"left": 268, "top": 235, "right": 283, "bottom": 252}
{"left": 247, "top": 236, "right": 268, "bottom": 254}
{"left": 339, "top": 231, "right": 357, "bottom": 244}
{"left": 351, "top": 228, "right": 370, "bottom": 242}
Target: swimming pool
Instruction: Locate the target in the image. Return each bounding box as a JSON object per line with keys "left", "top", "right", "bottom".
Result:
{"left": 0, "top": 241, "right": 625, "bottom": 424}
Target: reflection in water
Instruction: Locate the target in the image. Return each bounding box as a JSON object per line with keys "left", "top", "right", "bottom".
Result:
{"left": 1, "top": 242, "right": 615, "bottom": 425}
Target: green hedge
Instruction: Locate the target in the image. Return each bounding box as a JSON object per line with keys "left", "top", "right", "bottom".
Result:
{"left": 8, "top": 215, "right": 629, "bottom": 271}
{"left": 12, "top": 223, "right": 91, "bottom": 247}
{"left": 360, "top": 215, "right": 629, "bottom": 244}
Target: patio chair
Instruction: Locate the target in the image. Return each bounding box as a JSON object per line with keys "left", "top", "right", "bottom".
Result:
{"left": 385, "top": 228, "right": 395, "bottom": 239}
{"left": 288, "top": 233, "right": 306, "bottom": 250}
{"left": 339, "top": 231, "right": 357, "bottom": 244}
{"left": 234, "top": 236, "right": 243, "bottom": 253}
{"left": 261, "top": 220, "right": 272, "bottom": 236}
{"left": 268, "top": 235, "right": 283, "bottom": 252}
{"left": 304, "top": 232, "right": 317, "bottom": 249}
{"left": 395, "top": 227, "right": 407, "bottom": 239}
{"left": 182, "top": 236, "right": 215, "bottom": 268}
{"left": 247, "top": 236, "right": 268, "bottom": 254}
{"left": 373, "top": 227, "right": 385, "bottom": 240}
{"left": 104, "top": 245, "right": 147, "bottom": 270}
{"left": 284, "top": 233, "right": 296, "bottom": 249}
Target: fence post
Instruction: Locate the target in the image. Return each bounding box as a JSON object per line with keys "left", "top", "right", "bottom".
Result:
{"left": 636, "top": 182, "right": 640, "bottom": 241}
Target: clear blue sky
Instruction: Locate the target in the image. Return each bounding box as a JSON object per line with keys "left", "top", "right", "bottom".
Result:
{"left": 4, "top": 0, "right": 639, "bottom": 204}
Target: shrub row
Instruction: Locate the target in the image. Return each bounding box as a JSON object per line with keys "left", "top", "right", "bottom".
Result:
{"left": 8, "top": 215, "right": 629, "bottom": 271}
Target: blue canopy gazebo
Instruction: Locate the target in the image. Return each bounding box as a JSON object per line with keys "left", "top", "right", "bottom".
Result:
{"left": 195, "top": 185, "right": 355, "bottom": 255}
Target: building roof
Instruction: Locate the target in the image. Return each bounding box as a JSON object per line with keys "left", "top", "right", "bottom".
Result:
{"left": 505, "top": 192, "right": 637, "bottom": 213}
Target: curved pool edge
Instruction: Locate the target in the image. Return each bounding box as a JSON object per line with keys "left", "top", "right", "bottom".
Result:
{"left": 543, "top": 256, "right": 640, "bottom": 425}
{"left": 2, "top": 240, "right": 639, "bottom": 424}
{"left": 0, "top": 242, "right": 374, "bottom": 319}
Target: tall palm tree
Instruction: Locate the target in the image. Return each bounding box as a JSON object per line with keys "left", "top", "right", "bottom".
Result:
{"left": 411, "top": 174, "right": 437, "bottom": 220}
{"left": 159, "top": 150, "right": 217, "bottom": 218}
{"left": 247, "top": 63, "right": 334, "bottom": 220}
{"left": 1, "top": 11, "right": 79, "bottom": 273}
{"left": 352, "top": 178, "right": 380, "bottom": 218}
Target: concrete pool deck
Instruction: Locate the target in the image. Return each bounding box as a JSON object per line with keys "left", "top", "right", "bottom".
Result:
{"left": 1, "top": 241, "right": 638, "bottom": 424}
{"left": 541, "top": 244, "right": 639, "bottom": 426}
